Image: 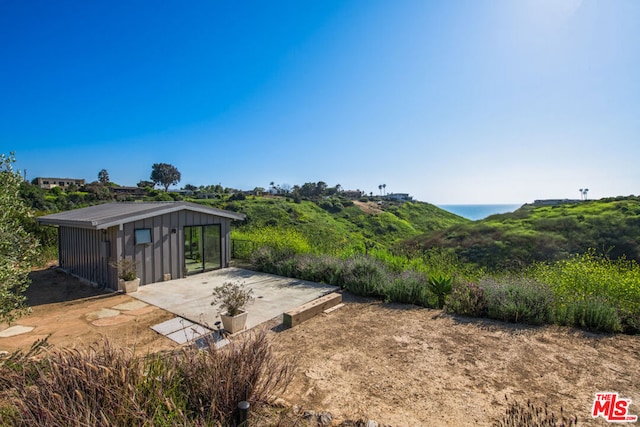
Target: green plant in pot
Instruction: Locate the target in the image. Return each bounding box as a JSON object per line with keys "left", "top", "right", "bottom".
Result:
{"left": 112, "top": 258, "right": 140, "bottom": 293}
{"left": 211, "top": 280, "right": 254, "bottom": 334}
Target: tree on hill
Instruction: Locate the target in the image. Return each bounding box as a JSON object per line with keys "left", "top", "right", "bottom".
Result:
{"left": 150, "top": 163, "right": 181, "bottom": 191}
{"left": 0, "top": 153, "right": 39, "bottom": 323}
{"left": 19, "top": 181, "right": 47, "bottom": 211}
{"left": 98, "top": 169, "right": 110, "bottom": 185}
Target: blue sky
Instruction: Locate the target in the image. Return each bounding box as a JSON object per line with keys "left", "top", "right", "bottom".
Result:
{"left": 1, "top": 0, "right": 638, "bottom": 204}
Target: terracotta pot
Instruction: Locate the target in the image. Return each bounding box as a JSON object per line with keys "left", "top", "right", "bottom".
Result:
{"left": 220, "top": 310, "right": 248, "bottom": 334}
{"left": 119, "top": 278, "right": 140, "bottom": 293}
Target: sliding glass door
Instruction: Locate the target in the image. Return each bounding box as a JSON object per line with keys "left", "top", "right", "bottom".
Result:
{"left": 184, "top": 225, "right": 221, "bottom": 275}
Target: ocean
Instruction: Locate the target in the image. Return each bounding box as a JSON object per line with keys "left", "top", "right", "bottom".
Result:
{"left": 437, "top": 204, "right": 522, "bottom": 221}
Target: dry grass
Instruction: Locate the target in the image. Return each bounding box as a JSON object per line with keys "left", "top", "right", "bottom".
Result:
{"left": 0, "top": 330, "right": 293, "bottom": 426}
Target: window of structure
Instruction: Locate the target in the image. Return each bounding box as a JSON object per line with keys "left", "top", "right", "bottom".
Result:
{"left": 135, "top": 228, "right": 152, "bottom": 245}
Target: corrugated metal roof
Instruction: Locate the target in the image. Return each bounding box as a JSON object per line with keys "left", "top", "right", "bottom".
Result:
{"left": 37, "top": 202, "right": 246, "bottom": 230}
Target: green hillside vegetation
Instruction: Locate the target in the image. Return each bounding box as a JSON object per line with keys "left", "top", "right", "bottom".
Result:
{"left": 397, "top": 197, "right": 640, "bottom": 269}
{"left": 202, "top": 196, "right": 467, "bottom": 253}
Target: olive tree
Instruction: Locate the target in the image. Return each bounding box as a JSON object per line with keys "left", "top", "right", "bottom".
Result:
{"left": 150, "top": 163, "right": 181, "bottom": 191}
{"left": 0, "top": 153, "right": 39, "bottom": 323}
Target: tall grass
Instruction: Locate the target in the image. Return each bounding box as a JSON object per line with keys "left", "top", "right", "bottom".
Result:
{"left": 0, "top": 331, "right": 293, "bottom": 426}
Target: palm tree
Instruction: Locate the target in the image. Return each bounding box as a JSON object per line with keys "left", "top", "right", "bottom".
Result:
{"left": 378, "top": 184, "right": 382, "bottom": 195}
{"left": 382, "top": 184, "right": 386, "bottom": 196}
{"left": 579, "top": 188, "right": 589, "bottom": 200}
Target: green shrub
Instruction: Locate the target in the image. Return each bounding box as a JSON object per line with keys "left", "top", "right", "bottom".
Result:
{"left": 337, "top": 256, "right": 387, "bottom": 298}
{"left": 384, "top": 270, "right": 433, "bottom": 307}
{"left": 249, "top": 246, "right": 296, "bottom": 275}
{"left": 555, "top": 300, "right": 622, "bottom": 333}
{"left": 482, "top": 276, "right": 554, "bottom": 325}
{"left": 294, "top": 254, "right": 343, "bottom": 285}
{"left": 446, "top": 281, "right": 486, "bottom": 317}
{"left": 531, "top": 250, "right": 640, "bottom": 331}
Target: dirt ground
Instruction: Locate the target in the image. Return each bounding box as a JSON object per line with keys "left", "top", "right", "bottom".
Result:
{"left": 0, "top": 267, "right": 177, "bottom": 354}
{"left": 2, "top": 268, "right": 639, "bottom": 426}
{"left": 271, "top": 295, "right": 640, "bottom": 426}
{"left": 352, "top": 200, "right": 384, "bottom": 215}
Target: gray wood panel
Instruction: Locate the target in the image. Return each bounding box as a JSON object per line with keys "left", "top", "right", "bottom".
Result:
{"left": 58, "top": 226, "right": 109, "bottom": 288}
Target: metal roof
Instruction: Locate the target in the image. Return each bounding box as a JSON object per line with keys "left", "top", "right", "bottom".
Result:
{"left": 37, "top": 202, "right": 246, "bottom": 230}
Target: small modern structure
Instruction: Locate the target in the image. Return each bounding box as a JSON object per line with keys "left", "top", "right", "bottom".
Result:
{"left": 386, "top": 193, "right": 413, "bottom": 202}
{"left": 37, "top": 202, "right": 246, "bottom": 290}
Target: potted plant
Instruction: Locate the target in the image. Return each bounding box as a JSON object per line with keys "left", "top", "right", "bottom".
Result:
{"left": 113, "top": 258, "right": 140, "bottom": 293}
{"left": 211, "top": 280, "right": 254, "bottom": 334}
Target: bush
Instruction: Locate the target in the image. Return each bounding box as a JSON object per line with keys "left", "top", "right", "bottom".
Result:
{"left": 249, "top": 246, "right": 297, "bottom": 275}
{"left": 384, "top": 270, "right": 433, "bottom": 307}
{"left": 446, "top": 281, "right": 486, "bottom": 317}
{"left": 481, "top": 276, "right": 554, "bottom": 325}
{"left": 294, "top": 254, "right": 343, "bottom": 285}
{"left": 337, "top": 256, "right": 387, "bottom": 298}
{"left": 531, "top": 250, "right": 640, "bottom": 331}
{"left": 554, "top": 300, "right": 622, "bottom": 333}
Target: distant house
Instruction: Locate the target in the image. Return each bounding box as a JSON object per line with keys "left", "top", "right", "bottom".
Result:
{"left": 342, "top": 190, "right": 364, "bottom": 199}
{"left": 386, "top": 193, "right": 413, "bottom": 202}
{"left": 110, "top": 186, "right": 146, "bottom": 197}
{"left": 37, "top": 202, "right": 245, "bottom": 290}
{"left": 34, "top": 177, "right": 85, "bottom": 190}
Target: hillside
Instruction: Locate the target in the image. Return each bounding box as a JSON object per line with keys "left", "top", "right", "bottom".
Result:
{"left": 397, "top": 196, "right": 640, "bottom": 268}
{"left": 204, "top": 196, "right": 467, "bottom": 251}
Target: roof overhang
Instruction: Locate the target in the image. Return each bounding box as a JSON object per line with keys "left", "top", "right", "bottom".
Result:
{"left": 37, "top": 202, "right": 246, "bottom": 230}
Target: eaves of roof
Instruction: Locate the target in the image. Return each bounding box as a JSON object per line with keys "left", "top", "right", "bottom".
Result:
{"left": 37, "top": 202, "right": 246, "bottom": 230}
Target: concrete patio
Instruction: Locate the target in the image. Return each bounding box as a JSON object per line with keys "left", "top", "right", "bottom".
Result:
{"left": 131, "top": 267, "right": 339, "bottom": 333}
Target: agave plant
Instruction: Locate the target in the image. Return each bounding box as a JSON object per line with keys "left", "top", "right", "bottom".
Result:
{"left": 428, "top": 274, "right": 452, "bottom": 309}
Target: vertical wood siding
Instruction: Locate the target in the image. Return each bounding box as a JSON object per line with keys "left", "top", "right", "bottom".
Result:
{"left": 119, "top": 211, "right": 232, "bottom": 286}
{"left": 58, "top": 226, "right": 111, "bottom": 288}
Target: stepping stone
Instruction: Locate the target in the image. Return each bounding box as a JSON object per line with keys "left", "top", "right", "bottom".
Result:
{"left": 112, "top": 301, "right": 149, "bottom": 311}
{"left": 0, "top": 325, "right": 35, "bottom": 338}
{"left": 152, "top": 317, "right": 194, "bottom": 336}
{"left": 86, "top": 308, "right": 120, "bottom": 321}
{"left": 166, "top": 324, "right": 211, "bottom": 345}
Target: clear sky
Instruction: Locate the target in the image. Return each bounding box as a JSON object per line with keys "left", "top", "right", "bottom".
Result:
{"left": 1, "top": 0, "right": 638, "bottom": 204}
